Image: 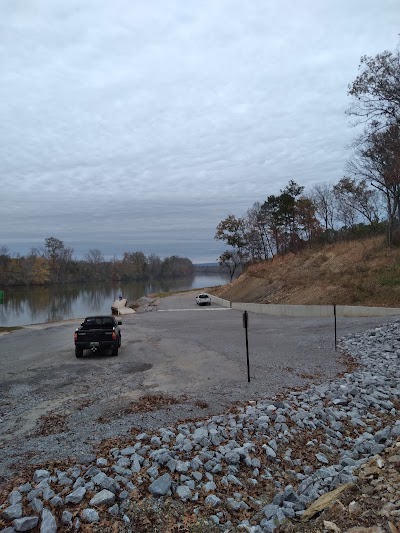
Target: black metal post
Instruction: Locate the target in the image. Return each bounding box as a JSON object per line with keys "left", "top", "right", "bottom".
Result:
{"left": 334, "top": 304, "right": 337, "bottom": 351}
{"left": 243, "top": 311, "right": 250, "bottom": 382}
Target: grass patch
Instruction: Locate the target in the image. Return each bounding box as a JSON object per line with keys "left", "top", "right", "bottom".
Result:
{"left": 379, "top": 277, "right": 400, "bottom": 286}
{"left": 213, "top": 235, "right": 400, "bottom": 307}
{"left": 0, "top": 326, "right": 23, "bottom": 333}
{"left": 148, "top": 292, "right": 174, "bottom": 299}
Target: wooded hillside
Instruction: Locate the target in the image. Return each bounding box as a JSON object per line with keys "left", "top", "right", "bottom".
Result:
{"left": 210, "top": 236, "right": 400, "bottom": 307}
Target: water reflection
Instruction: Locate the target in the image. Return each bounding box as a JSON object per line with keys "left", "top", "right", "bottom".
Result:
{"left": 81, "top": 285, "right": 112, "bottom": 312}
{"left": 0, "top": 274, "right": 229, "bottom": 326}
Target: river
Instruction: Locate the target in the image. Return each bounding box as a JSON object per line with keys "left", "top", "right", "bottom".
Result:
{"left": 0, "top": 273, "right": 230, "bottom": 327}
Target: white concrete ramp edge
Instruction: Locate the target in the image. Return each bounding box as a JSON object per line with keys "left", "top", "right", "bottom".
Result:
{"left": 111, "top": 299, "right": 136, "bottom": 315}
{"left": 208, "top": 295, "right": 400, "bottom": 318}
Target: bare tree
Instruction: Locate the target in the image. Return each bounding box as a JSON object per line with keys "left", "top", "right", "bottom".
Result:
{"left": 147, "top": 254, "right": 162, "bottom": 278}
{"left": 347, "top": 48, "right": 400, "bottom": 136}
{"left": 244, "top": 202, "right": 274, "bottom": 261}
{"left": 85, "top": 249, "right": 104, "bottom": 264}
{"left": 310, "top": 183, "right": 336, "bottom": 230}
{"left": 346, "top": 43, "right": 400, "bottom": 244}
{"left": 85, "top": 249, "right": 105, "bottom": 280}
{"left": 333, "top": 177, "right": 381, "bottom": 225}
{"left": 334, "top": 193, "right": 357, "bottom": 229}
{"left": 122, "top": 251, "right": 147, "bottom": 280}
{"left": 347, "top": 123, "right": 400, "bottom": 243}
{"left": 218, "top": 250, "right": 243, "bottom": 281}
{"left": 44, "top": 237, "right": 65, "bottom": 261}
{"left": 43, "top": 237, "right": 65, "bottom": 282}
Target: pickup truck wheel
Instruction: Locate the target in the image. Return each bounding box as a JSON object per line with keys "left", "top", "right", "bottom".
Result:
{"left": 75, "top": 347, "right": 83, "bottom": 358}
{"left": 111, "top": 344, "right": 119, "bottom": 356}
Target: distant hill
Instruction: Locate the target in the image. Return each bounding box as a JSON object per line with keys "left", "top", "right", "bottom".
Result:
{"left": 209, "top": 236, "right": 400, "bottom": 307}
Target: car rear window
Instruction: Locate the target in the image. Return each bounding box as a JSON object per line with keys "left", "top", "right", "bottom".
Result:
{"left": 83, "top": 317, "right": 114, "bottom": 328}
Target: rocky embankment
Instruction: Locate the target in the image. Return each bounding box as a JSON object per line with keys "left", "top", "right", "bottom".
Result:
{"left": 1, "top": 321, "right": 400, "bottom": 532}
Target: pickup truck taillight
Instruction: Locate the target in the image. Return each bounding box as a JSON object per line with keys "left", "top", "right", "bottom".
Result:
{"left": 111, "top": 330, "right": 117, "bottom": 340}
{"left": 74, "top": 332, "right": 77, "bottom": 342}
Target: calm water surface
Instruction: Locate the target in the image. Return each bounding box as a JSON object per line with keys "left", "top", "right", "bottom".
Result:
{"left": 0, "top": 274, "right": 230, "bottom": 327}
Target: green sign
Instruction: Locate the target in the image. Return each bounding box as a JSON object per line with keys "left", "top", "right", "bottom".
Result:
{"left": 0, "top": 291, "right": 4, "bottom": 304}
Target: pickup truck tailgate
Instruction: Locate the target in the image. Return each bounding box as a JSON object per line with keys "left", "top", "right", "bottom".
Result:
{"left": 75, "top": 329, "right": 115, "bottom": 343}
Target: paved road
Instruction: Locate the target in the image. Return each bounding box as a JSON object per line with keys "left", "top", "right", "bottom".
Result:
{"left": 1, "top": 291, "right": 397, "bottom": 395}
{"left": 1, "top": 290, "right": 398, "bottom": 481}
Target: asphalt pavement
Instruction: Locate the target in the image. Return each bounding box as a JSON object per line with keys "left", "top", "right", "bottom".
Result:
{"left": 1, "top": 290, "right": 397, "bottom": 394}
{"left": 1, "top": 290, "right": 399, "bottom": 482}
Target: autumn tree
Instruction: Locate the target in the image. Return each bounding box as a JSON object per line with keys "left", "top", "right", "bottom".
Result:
{"left": 296, "top": 196, "right": 322, "bottom": 244}
{"left": 218, "top": 250, "right": 243, "bottom": 281}
{"left": 347, "top": 44, "right": 400, "bottom": 243}
{"left": 6, "top": 255, "right": 25, "bottom": 285}
{"left": 215, "top": 215, "right": 247, "bottom": 254}
{"left": 19, "top": 248, "right": 48, "bottom": 285}
{"left": 215, "top": 214, "right": 249, "bottom": 272}
{"left": 0, "top": 246, "right": 10, "bottom": 284}
{"left": 31, "top": 256, "right": 50, "bottom": 284}
{"left": 121, "top": 251, "right": 147, "bottom": 280}
{"left": 161, "top": 256, "right": 194, "bottom": 278}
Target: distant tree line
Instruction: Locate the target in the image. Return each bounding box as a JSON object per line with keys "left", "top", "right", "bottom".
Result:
{"left": 216, "top": 41, "right": 400, "bottom": 280}
{"left": 0, "top": 237, "right": 194, "bottom": 286}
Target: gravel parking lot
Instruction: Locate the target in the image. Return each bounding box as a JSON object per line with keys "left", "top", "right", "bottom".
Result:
{"left": 0, "top": 291, "right": 396, "bottom": 485}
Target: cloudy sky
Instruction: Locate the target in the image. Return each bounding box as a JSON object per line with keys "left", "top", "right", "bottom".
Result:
{"left": 1, "top": 1, "right": 399, "bottom": 263}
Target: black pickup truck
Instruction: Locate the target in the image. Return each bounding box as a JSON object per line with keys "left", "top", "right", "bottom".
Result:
{"left": 74, "top": 315, "right": 122, "bottom": 358}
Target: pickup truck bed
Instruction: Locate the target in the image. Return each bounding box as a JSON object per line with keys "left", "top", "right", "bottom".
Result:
{"left": 74, "top": 316, "right": 122, "bottom": 358}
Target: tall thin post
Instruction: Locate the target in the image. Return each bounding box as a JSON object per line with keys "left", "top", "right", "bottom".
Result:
{"left": 334, "top": 304, "right": 337, "bottom": 351}
{"left": 243, "top": 311, "right": 250, "bottom": 382}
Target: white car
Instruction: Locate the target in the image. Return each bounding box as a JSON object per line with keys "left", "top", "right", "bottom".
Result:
{"left": 196, "top": 293, "right": 211, "bottom": 306}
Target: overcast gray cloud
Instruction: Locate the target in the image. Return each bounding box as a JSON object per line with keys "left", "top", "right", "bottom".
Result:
{"left": 0, "top": 0, "right": 399, "bottom": 262}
